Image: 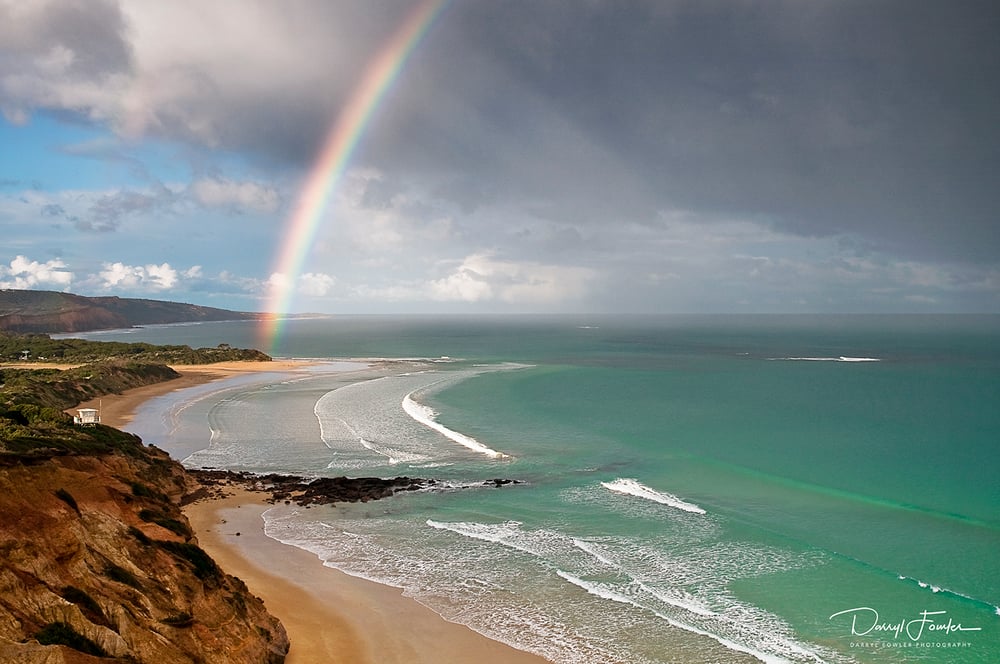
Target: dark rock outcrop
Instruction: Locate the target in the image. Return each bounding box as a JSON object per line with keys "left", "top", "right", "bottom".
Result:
{"left": 189, "top": 469, "right": 523, "bottom": 507}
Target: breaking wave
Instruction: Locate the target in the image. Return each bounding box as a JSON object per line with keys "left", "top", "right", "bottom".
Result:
{"left": 424, "top": 519, "right": 834, "bottom": 664}
{"left": 768, "top": 357, "right": 880, "bottom": 362}
{"left": 896, "top": 574, "right": 1000, "bottom": 615}
{"left": 402, "top": 391, "right": 508, "bottom": 459}
{"left": 601, "top": 478, "right": 706, "bottom": 514}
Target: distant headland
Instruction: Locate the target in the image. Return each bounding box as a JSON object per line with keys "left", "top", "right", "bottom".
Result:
{"left": 0, "top": 289, "right": 267, "bottom": 334}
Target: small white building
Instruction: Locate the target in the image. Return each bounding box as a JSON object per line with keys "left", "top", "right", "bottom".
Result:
{"left": 74, "top": 408, "right": 101, "bottom": 426}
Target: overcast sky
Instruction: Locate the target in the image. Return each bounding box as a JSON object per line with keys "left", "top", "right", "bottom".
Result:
{"left": 1, "top": 0, "right": 998, "bottom": 314}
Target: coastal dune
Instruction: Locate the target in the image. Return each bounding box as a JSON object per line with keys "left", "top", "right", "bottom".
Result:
{"left": 102, "top": 365, "right": 549, "bottom": 664}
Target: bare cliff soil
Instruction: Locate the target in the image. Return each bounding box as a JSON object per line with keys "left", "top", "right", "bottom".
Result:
{"left": 0, "top": 434, "right": 288, "bottom": 663}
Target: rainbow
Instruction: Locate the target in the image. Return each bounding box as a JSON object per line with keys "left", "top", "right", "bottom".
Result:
{"left": 260, "top": 0, "right": 447, "bottom": 350}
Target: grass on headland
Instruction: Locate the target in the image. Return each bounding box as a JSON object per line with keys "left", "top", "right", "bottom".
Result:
{"left": 0, "top": 332, "right": 270, "bottom": 459}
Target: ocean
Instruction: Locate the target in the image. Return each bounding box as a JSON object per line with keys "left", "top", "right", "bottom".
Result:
{"left": 76, "top": 315, "right": 1000, "bottom": 663}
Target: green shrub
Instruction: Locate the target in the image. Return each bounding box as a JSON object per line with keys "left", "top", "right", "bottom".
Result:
{"left": 0, "top": 331, "right": 270, "bottom": 366}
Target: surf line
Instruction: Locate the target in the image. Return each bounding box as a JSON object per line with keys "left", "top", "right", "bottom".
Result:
{"left": 601, "top": 478, "right": 706, "bottom": 514}
{"left": 402, "top": 387, "right": 509, "bottom": 459}
{"left": 260, "top": 0, "right": 449, "bottom": 351}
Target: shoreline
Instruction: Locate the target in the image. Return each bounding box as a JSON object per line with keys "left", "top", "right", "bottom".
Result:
{"left": 78, "top": 361, "right": 550, "bottom": 664}
{"left": 71, "top": 360, "right": 321, "bottom": 429}
{"left": 186, "top": 489, "right": 548, "bottom": 664}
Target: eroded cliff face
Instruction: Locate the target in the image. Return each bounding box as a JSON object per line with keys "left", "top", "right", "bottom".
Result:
{"left": 0, "top": 448, "right": 288, "bottom": 663}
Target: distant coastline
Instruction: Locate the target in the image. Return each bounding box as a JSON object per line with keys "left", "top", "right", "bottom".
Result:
{"left": 0, "top": 288, "right": 265, "bottom": 334}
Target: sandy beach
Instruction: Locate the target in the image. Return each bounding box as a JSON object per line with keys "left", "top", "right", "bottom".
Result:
{"left": 73, "top": 362, "right": 550, "bottom": 664}
{"left": 187, "top": 490, "right": 548, "bottom": 663}
{"left": 71, "top": 360, "right": 319, "bottom": 429}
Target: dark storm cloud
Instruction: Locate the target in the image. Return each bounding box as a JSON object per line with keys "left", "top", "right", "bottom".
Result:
{"left": 356, "top": 0, "right": 999, "bottom": 263}
{"left": 0, "top": 0, "right": 132, "bottom": 128}
{"left": 0, "top": 0, "right": 132, "bottom": 77}
{"left": 133, "top": 1, "right": 425, "bottom": 168}
{"left": 40, "top": 0, "right": 132, "bottom": 76}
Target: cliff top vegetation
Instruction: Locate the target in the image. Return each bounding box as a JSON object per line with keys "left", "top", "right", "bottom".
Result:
{"left": 0, "top": 333, "right": 269, "bottom": 459}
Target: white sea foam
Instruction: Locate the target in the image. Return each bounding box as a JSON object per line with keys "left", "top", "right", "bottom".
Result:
{"left": 637, "top": 581, "right": 716, "bottom": 617}
{"left": 268, "top": 508, "right": 843, "bottom": 664}
{"left": 311, "top": 366, "right": 521, "bottom": 468}
{"left": 897, "top": 574, "right": 1000, "bottom": 613}
{"left": 426, "top": 520, "right": 539, "bottom": 557}
{"left": 402, "top": 391, "right": 507, "bottom": 459}
{"left": 358, "top": 437, "right": 430, "bottom": 465}
{"left": 410, "top": 461, "right": 455, "bottom": 469}
{"left": 427, "top": 519, "right": 832, "bottom": 661}
{"left": 571, "top": 539, "right": 715, "bottom": 617}
{"left": 571, "top": 538, "right": 618, "bottom": 568}
{"left": 555, "top": 570, "right": 806, "bottom": 664}
{"left": 313, "top": 375, "right": 444, "bottom": 468}
{"left": 768, "top": 356, "right": 880, "bottom": 362}
{"left": 315, "top": 399, "right": 424, "bottom": 463}
{"left": 601, "top": 478, "right": 706, "bottom": 514}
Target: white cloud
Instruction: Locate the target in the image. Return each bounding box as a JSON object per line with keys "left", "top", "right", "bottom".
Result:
{"left": 429, "top": 262, "right": 493, "bottom": 302}
{"left": 0, "top": 255, "right": 73, "bottom": 289}
{"left": 211, "top": 270, "right": 270, "bottom": 297}
{"left": 267, "top": 271, "right": 336, "bottom": 298}
{"left": 266, "top": 272, "right": 290, "bottom": 293}
{"left": 145, "top": 262, "right": 178, "bottom": 289}
{"left": 351, "top": 282, "right": 425, "bottom": 303}
{"left": 0, "top": 0, "right": 133, "bottom": 128}
{"left": 298, "top": 272, "right": 335, "bottom": 297}
{"left": 97, "top": 261, "right": 178, "bottom": 290}
{"left": 0, "top": 0, "right": 372, "bottom": 147}
{"left": 429, "top": 253, "right": 594, "bottom": 305}
{"left": 191, "top": 177, "right": 279, "bottom": 213}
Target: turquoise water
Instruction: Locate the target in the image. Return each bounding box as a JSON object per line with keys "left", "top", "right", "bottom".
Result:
{"left": 85, "top": 315, "right": 1000, "bottom": 663}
